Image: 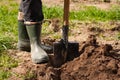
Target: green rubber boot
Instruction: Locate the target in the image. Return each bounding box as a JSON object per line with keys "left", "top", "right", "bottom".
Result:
{"left": 17, "top": 20, "right": 31, "bottom": 52}
{"left": 26, "top": 23, "right": 49, "bottom": 63}
{"left": 17, "top": 20, "right": 52, "bottom": 52}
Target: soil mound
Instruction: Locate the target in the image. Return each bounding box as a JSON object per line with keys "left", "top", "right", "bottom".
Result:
{"left": 9, "top": 35, "right": 120, "bottom": 80}
{"left": 61, "top": 35, "right": 120, "bottom": 80}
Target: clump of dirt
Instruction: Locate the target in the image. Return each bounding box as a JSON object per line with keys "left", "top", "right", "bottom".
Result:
{"left": 42, "top": 37, "right": 56, "bottom": 46}
{"left": 9, "top": 51, "right": 61, "bottom": 80}
{"left": 88, "top": 27, "right": 104, "bottom": 33}
{"left": 48, "top": 18, "right": 61, "bottom": 32}
{"left": 9, "top": 35, "right": 120, "bottom": 80}
{"left": 111, "top": 25, "right": 120, "bottom": 31}
{"left": 61, "top": 35, "right": 120, "bottom": 80}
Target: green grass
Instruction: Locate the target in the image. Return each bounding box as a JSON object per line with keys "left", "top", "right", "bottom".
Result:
{"left": 43, "top": 6, "right": 63, "bottom": 19}
{"left": 0, "top": 51, "right": 18, "bottom": 80}
{"left": 22, "top": 72, "right": 37, "bottom": 80}
{"left": 0, "top": 1, "right": 18, "bottom": 52}
{"left": 0, "top": 70, "right": 11, "bottom": 80}
{"left": 0, "top": 52, "right": 18, "bottom": 68}
{"left": 70, "top": 6, "right": 120, "bottom": 21}
{"left": 0, "top": 37, "right": 15, "bottom": 52}
{"left": 43, "top": 5, "right": 120, "bottom": 21}
{"left": 0, "top": 1, "right": 18, "bottom": 79}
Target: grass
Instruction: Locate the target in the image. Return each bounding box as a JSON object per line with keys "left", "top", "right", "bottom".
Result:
{"left": 43, "top": 5, "right": 120, "bottom": 21}
{"left": 0, "top": 37, "right": 15, "bottom": 53}
{"left": 0, "top": 0, "right": 18, "bottom": 52}
{"left": 0, "top": 1, "right": 18, "bottom": 79}
{"left": 0, "top": 70, "right": 11, "bottom": 80}
{"left": 22, "top": 72, "right": 37, "bottom": 80}
{"left": 0, "top": 0, "right": 120, "bottom": 79}
{"left": 70, "top": 6, "right": 120, "bottom": 21}
{"left": 43, "top": 6, "right": 63, "bottom": 19}
{"left": 0, "top": 51, "right": 18, "bottom": 80}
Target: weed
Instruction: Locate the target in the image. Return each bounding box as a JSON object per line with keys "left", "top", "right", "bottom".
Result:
{"left": 117, "top": 32, "right": 120, "bottom": 40}
{"left": 0, "top": 70, "right": 11, "bottom": 80}
{"left": 0, "top": 51, "right": 18, "bottom": 80}
{"left": 0, "top": 37, "right": 15, "bottom": 52}
{"left": 22, "top": 72, "right": 37, "bottom": 80}
{"left": 0, "top": 52, "right": 18, "bottom": 68}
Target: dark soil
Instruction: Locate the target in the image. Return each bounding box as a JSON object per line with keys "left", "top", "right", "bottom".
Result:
{"left": 61, "top": 35, "right": 120, "bottom": 80}
{"left": 8, "top": 35, "right": 120, "bottom": 80}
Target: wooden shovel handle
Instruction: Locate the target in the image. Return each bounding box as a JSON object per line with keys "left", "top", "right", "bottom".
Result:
{"left": 63, "top": 0, "right": 70, "bottom": 26}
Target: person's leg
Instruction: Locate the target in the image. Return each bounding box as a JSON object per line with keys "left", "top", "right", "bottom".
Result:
{"left": 17, "top": 0, "right": 30, "bottom": 52}
{"left": 22, "top": 0, "right": 52, "bottom": 63}
{"left": 18, "top": 0, "right": 52, "bottom": 53}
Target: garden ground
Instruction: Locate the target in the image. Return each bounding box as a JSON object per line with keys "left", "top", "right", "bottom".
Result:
{"left": 1, "top": 0, "right": 120, "bottom": 80}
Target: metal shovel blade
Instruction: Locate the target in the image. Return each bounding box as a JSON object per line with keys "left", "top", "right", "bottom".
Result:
{"left": 53, "top": 41, "right": 79, "bottom": 67}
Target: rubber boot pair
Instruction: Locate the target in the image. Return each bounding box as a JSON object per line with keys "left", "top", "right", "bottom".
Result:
{"left": 17, "top": 20, "right": 52, "bottom": 63}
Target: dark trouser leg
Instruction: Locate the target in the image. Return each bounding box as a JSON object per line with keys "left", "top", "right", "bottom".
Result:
{"left": 18, "top": 0, "right": 52, "bottom": 53}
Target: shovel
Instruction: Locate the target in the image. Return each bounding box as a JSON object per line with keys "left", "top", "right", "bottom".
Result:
{"left": 53, "top": 0, "right": 79, "bottom": 67}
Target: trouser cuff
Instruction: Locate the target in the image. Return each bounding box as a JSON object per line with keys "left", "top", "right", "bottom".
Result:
{"left": 18, "top": 11, "right": 24, "bottom": 20}
{"left": 24, "top": 21, "right": 42, "bottom": 25}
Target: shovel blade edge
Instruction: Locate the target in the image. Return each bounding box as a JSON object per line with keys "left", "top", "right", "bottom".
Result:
{"left": 53, "top": 42, "right": 79, "bottom": 67}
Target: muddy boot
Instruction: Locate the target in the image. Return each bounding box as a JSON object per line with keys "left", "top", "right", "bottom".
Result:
{"left": 17, "top": 20, "right": 31, "bottom": 52}
{"left": 26, "top": 23, "right": 49, "bottom": 63}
